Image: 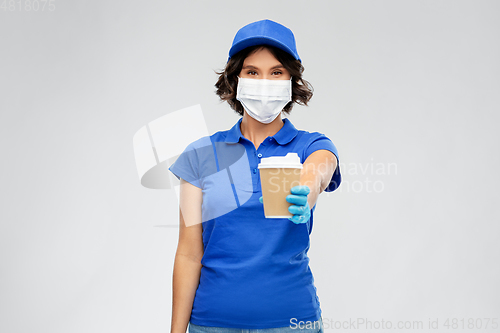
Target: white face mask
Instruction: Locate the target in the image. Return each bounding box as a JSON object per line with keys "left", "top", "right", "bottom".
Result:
{"left": 236, "top": 77, "right": 292, "bottom": 124}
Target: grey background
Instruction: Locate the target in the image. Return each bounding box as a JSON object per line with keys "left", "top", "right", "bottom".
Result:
{"left": 1, "top": 1, "right": 499, "bottom": 332}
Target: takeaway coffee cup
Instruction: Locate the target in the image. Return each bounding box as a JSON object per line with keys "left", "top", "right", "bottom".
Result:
{"left": 258, "top": 152, "right": 303, "bottom": 218}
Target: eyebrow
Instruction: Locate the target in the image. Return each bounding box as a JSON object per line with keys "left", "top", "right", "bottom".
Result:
{"left": 242, "top": 64, "right": 285, "bottom": 70}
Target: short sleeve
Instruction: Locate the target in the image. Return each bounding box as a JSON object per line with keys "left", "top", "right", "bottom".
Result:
{"left": 168, "top": 141, "right": 202, "bottom": 189}
{"left": 304, "top": 133, "right": 342, "bottom": 192}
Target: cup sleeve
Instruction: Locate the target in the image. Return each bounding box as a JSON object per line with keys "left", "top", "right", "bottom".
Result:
{"left": 168, "top": 142, "right": 202, "bottom": 189}
{"left": 304, "top": 133, "right": 342, "bottom": 192}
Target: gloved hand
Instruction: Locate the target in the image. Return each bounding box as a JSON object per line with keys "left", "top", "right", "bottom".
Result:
{"left": 286, "top": 185, "right": 311, "bottom": 224}
{"left": 259, "top": 185, "right": 311, "bottom": 224}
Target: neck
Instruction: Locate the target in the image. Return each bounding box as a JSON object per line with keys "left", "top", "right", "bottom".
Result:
{"left": 240, "top": 112, "right": 284, "bottom": 149}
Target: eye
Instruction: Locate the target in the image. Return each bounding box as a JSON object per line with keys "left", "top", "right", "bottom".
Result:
{"left": 272, "top": 71, "right": 283, "bottom": 75}
{"left": 247, "top": 71, "right": 257, "bottom": 75}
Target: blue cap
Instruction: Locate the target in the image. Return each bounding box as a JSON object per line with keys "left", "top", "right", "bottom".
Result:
{"left": 228, "top": 19, "right": 301, "bottom": 63}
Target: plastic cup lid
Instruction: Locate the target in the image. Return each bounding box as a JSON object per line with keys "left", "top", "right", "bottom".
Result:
{"left": 257, "top": 152, "right": 303, "bottom": 169}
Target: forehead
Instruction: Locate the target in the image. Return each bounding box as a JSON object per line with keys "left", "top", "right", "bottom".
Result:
{"left": 243, "top": 47, "right": 281, "bottom": 65}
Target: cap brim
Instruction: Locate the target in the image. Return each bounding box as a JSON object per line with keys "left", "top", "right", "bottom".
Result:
{"left": 228, "top": 37, "right": 301, "bottom": 62}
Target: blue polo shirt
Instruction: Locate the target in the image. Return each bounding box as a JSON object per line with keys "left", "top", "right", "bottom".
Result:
{"left": 168, "top": 117, "right": 341, "bottom": 329}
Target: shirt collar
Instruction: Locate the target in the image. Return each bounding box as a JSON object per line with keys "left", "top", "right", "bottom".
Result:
{"left": 225, "top": 117, "right": 298, "bottom": 145}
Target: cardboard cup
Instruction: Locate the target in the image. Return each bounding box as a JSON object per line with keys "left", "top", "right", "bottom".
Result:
{"left": 258, "top": 153, "right": 303, "bottom": 218}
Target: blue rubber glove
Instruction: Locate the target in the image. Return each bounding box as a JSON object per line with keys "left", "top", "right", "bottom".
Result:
{"left": 286, "top": 185, "right": 311, "bottom": 224}
{"left": 259, "top": 185, "right": 311, "bottom": 224}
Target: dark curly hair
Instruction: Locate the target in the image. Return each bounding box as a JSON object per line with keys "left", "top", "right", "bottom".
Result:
{"left": 214, "top": 45, "right": 313, "bottom": 116}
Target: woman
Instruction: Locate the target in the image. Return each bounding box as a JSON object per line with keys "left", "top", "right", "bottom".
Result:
{"left": 169, "top": 19, "right": 341, "bottom": 333}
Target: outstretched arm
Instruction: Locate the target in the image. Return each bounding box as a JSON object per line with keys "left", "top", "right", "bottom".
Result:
{"left": 300, "top": 149, "right": 337, "bottom": 209}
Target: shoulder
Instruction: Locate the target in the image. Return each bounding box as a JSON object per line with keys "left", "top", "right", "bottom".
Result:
{"left": 183, "top": 132, "right": 218, "bottom": 152}
{"left": 185, "top": 136, "right": 210, "bottom": 149}
{"left": 210, "top": 126, "right": 234, "bottom": 143}
{"left": 295, "top": 128, "right": 336, "bottom": 149}
{"left": 298, "top": 129, "right": 331, "bottom": 141}
{"left": 295, "top": 129, "right": 339, "bottom": 161}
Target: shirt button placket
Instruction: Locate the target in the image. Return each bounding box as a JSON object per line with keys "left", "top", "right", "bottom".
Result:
{"left": 253, "top": 146, "right": 265, "bottom": 191}
{"left": 255, "top": 152, "right": 263, "bottom": 174}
